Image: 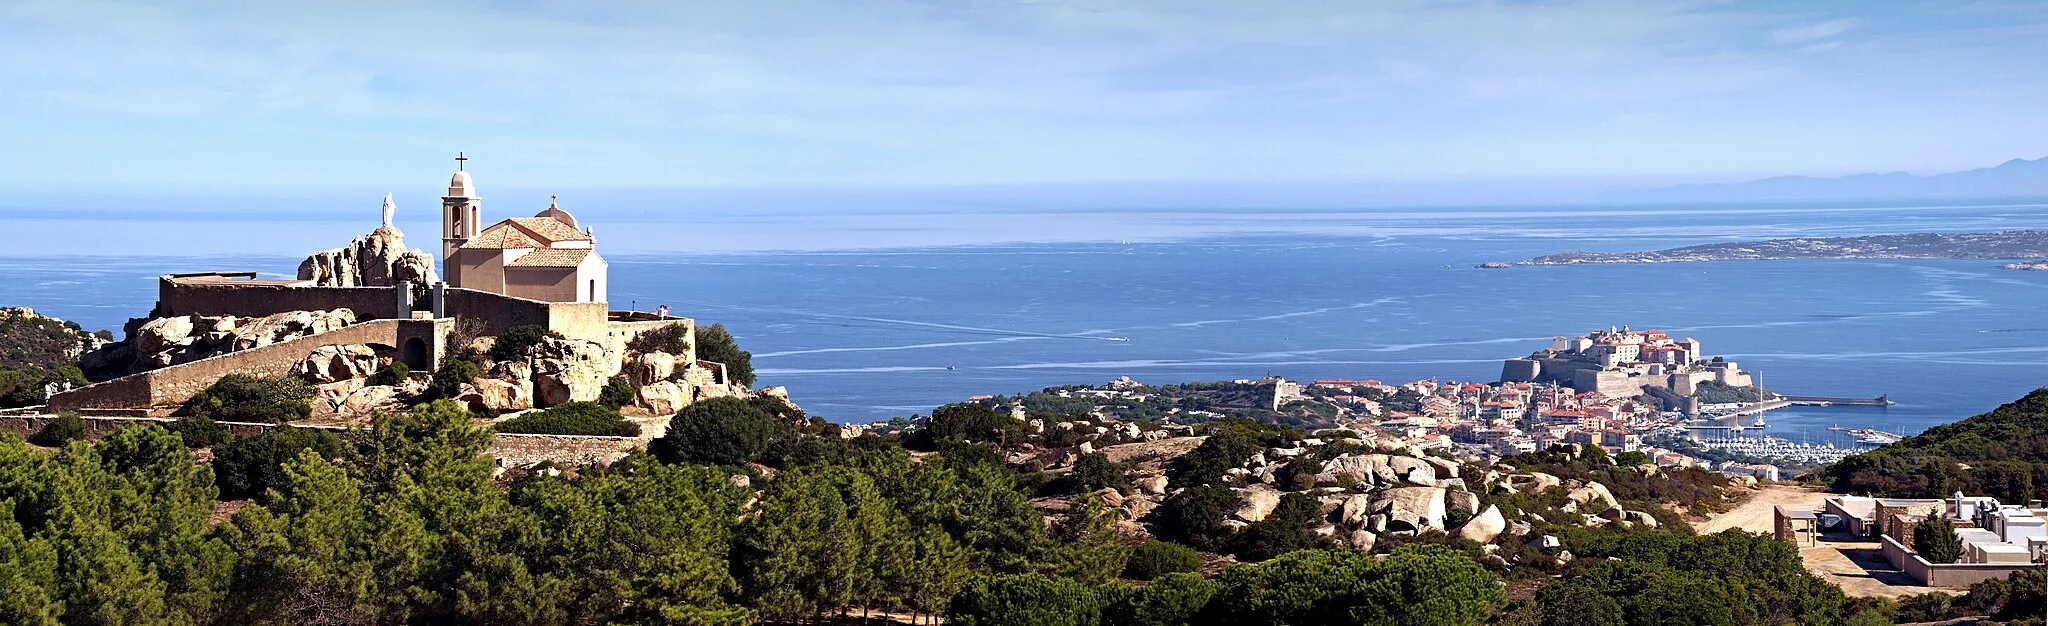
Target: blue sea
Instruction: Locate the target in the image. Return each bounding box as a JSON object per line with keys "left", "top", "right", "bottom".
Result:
{"left": 5, "top": 198, "right": 2048, "bottom": 442}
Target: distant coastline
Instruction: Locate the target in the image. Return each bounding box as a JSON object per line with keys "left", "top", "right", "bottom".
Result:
{"left": 1524, "top": 230, "right": 2048, "bottom": 265}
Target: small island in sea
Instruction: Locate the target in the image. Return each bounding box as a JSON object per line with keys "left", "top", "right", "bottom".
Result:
{"left": 1524, "top": 230, "right": 2048, "bottom": 265}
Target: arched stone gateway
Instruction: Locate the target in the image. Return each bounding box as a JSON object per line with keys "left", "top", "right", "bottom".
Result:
{"left": 401, "top": 337, "right": 429, "bottom": 370}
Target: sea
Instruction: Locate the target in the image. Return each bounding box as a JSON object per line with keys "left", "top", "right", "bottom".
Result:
{"left": 5, "top": 197, "right": 2048, "bottom": 444}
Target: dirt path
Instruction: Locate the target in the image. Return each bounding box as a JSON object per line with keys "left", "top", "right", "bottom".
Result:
{"left": 1698, "top": 484, "right": 1940, "bottom": 598}
{"left": 1700, "top": 484, "right": 1828, "bottom": 534}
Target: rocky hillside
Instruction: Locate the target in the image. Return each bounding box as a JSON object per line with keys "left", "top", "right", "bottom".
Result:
{"left": 0, "top": 308, "right": 108, "bottom": 406}
{"left": 983, "top": 411, "right": 1737, "bottom": 572}
{"left": 0, "top": 307, "right": 110, "bottom": 371}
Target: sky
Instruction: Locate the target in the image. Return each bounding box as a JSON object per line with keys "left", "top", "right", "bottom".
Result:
{"left": 3, "top": 0, "right": 2047, "bottom": 195}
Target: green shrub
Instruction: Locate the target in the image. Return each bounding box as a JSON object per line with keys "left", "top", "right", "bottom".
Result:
{"left": 1157, "top": 483, "right": 1243, "bottom": 551}
{"left": 1279, "top": 459, "right": 1321, "bottom": 491}
{"left": 1103, "top": 572, "right": 1217, "bottom": 626}
{"left": 489, "top": 324, "right": 562, "bottom": 362}
{"left": 627, "top": 323, "right": 690, "bottom": 354}
{"left": 1229, "top": 492, "right": 1325, "bottom": 562}
{"left": 165, "top": 415, "right": 233, "bottom": 448}
{"left": 214, "top": 426, "right": 347, "bottom": 500}
{"left": 653, "top": 396, "right": 787, "bottom": 465}
{"left": 31, "top": 412, "right": 88, "bottom": 446}
{"left": 494, "top": 402, "right": 640, "bottom": 437}
{"left": 925, "top": 403, "right": 1023, "bottom": 445}
{"left": 1070, "top": 452, "right": 1128, "bottom": 493}
{"left": 427, "top": 357, "right": 480, "bottom": 400}
{"left": 597, "top": 375, "right": 638, "bottom": 409}
{"left": 366, "top": 361, "right": 409, "bottom": 386}
{"left": 1123, "top": 540, "right": 1202, "bottom": 581}
{"left": 1206, "top": 546, "right": 1503, "bottom": 626}
{"left": 182, "top": 373, "right": 313, "bottom": 423}
{"left": 695, "top": 322, "right": 754, "bottom": 387}
{"left": 947, "top": 573, "right": 1106, "bottom": 626}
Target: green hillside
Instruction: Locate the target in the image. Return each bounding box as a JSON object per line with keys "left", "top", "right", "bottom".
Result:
{"left": 1821, "top": 388, "right": 2048, "bottom": 502}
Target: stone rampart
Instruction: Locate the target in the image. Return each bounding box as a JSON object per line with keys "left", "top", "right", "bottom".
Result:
{"left": 547, "top": 302, "right": 611, "bottom": 343}
{"left": 48, "top": 319, "right": 446, "bottom": 411}
{"left": 488, "top": 433, "right": 644, "bottom": 468}
{"left": 160, "top": 277, "right": 622, "bottom": 348}
{"left": 441, "top": 288, "right": 555, "bottom": 336}
{"left": 159, "top": 278, "right": 406, "bottom": 320}
{"left": 604, "top": 318, "right": 696, "bottom": 363}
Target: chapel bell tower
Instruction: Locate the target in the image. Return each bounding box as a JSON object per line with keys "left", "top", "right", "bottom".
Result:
{"left": 441, "top": 152, "right": 481, "bottom": 283}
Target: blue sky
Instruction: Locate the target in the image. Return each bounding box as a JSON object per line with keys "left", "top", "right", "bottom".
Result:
{"left": 3, "top": 0, "right": 2046, "bottom": 193}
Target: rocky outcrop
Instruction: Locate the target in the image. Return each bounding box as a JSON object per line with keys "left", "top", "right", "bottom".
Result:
{"left": 1457, "top": 505, "right": 1507, "bottom": 543}
{"left": 1567, "top": 482, "right": 1619, "bottom": 510}
{"left": 527, "top": 337, "right": 621, "bottom": 406}
{"left": 637, "top": 381, "right": 686, "bottom": 414}
{"left": 298, "top": 226, "right": 438, "bottom": 288}
{"left": 312, "top": 379, "right": 401, "bottom": 416}
{"left": 97, "top": 308, "right": 358, "bottom": 371}
{"left": 294, "top": 344, "right": 379, "bottom": 383}
{"left": 1372, "top": 486, "right": 1447, "bottom": 533}
{"left": 459, "top": 379, "right": 534, "bottom": 413}
{"left": 625, "top": 352, "right": 679, "bottom": 387}
{"left": 1233, "top": 485, "right": 1284, "bottom": 523}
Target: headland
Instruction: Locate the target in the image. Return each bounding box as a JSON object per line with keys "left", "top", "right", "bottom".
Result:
{"left": 1524, "top": 230, "right": 2048, "bottom": 265}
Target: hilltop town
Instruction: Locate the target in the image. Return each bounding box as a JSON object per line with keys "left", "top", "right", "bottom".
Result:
{"left": 957, "top": 326, "right": 1865, "bottom": 480}
{"left": 3, "top": 156, "right": 779, "bottom": 468}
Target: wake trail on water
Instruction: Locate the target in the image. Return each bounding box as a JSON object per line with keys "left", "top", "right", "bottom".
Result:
{"left": 1166, "top": 298, "right": 1403, "bottom": 329}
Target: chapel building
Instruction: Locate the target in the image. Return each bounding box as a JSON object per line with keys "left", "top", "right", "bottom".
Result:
{"left": 439, "top": 159, "right": 609, "bottom": 303}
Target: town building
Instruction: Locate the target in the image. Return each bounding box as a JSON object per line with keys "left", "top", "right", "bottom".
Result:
{"left": 1500, "top": 326, "right": 1754, "bottom": 409}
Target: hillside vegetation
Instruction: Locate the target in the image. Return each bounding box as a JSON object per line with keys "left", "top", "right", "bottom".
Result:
{"left": 0, "top": 308, "right": 104, "bottom": 407}
{"left": 1822, "top": 388, "right": 2048, "bottom": 502}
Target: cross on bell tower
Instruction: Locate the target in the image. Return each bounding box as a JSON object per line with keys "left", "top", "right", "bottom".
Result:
{"left": 442, "top": 152, "right": 482, "bottom": 284}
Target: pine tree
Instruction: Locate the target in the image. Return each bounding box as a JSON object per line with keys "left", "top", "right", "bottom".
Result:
{"left": 1914, "top": 516, "right": 1964, "bottom": 564}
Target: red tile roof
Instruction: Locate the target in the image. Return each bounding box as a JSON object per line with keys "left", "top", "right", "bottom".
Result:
{"left": 506, "top": 248, "right": 593, "bottom": 268}
{"left": 461, "top": 216, "right": 592, "bottom": 250}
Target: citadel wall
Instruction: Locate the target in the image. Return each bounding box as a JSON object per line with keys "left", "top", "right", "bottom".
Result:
{"left": 159, "top": 278, "right": 407, "bottom": 320}
{"left": 49, "top": 318, "right": 451, "bottom": 412}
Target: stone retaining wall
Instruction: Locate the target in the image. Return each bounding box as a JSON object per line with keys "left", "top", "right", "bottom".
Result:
{"left": 1881, "top": 535, "right": 2035, "bottom": 587}
{"left": 0, "top": 413, "right": 641, "bottom": 468}
{"left": 49, "top": 319, "right": 451, "bottom": 412}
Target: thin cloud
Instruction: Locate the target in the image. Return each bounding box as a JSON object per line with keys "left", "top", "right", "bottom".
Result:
{"left": 1772, "top": 18, "right": 1859, "bottom": 43}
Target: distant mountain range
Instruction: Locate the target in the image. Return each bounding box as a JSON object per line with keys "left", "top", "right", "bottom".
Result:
{"left": 1602, "top": 156, "right": 2048, "bottom": 203}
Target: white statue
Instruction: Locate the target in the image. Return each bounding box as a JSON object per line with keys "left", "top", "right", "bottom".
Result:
{"left": 381, "top": 193, "right": 396, "bottom": 228}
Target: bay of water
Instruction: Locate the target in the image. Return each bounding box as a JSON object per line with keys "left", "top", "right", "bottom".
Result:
{"left": 4, "top": 199, "right": 2047, "bottom": 440}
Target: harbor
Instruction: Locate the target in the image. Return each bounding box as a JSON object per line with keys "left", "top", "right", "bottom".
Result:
{"left": 1679, "top": 391, "right": 1906, "bottom": 467}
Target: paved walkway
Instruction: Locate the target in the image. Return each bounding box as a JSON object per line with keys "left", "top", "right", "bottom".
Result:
{"left": 1801, "top": 540, "right": 1940, "bottom": 598}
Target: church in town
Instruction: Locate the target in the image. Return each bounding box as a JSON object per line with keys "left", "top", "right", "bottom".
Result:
{"left": 438, "top": 154, "right": 609, "bottom": 303}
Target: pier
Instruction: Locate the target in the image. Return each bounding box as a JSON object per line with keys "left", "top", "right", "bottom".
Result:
{"left": 1705, "top": 399, "right": 1791, "bottom": 418}
{"left": 1780, "top": 394, "right": 1894, "bottom": 407}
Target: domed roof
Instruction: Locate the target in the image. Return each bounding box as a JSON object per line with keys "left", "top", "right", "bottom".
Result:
{"left": 447, "top": 170, "right": 475, "bottom": 198}
{"left": 534, "top": 194, "right": 577, "bottom": 229}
